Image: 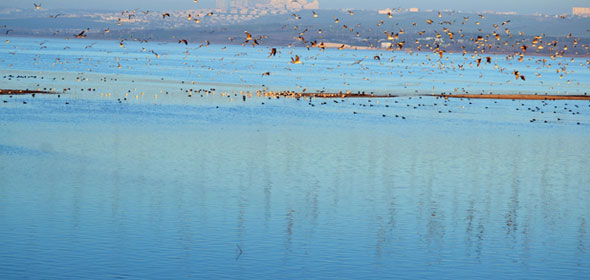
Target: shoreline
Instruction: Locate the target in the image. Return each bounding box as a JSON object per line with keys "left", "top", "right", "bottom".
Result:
{"left": 261, "top": 91, "right": 590, "bottom": 100}
{"left": 0, "top": 89, "right": 55, "bottom": 95}
{"left": 436, "top": 94, "right": 590, "bottom": 101}
{"left": 2, "top": 88, "right": 590, "bottom": 101}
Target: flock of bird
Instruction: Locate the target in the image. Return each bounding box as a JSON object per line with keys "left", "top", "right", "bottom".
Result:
{"left": 0, "top": 1, "right": 588, "bottom": 125}
{"left": 2, "top": 72, "right": 587, "bottom": 126}
{"left": 13, "top": 3, "right": 589, "bottom": 73}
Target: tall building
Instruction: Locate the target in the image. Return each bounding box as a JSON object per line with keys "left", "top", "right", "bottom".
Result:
{"left": 230, "top": 0, "right": 249, "bottom": 9}
{"left": 268, "top": 0, "right": 319, "bottom": 10}
{"left": 249, "top": 0, "right": 270, "bottom": 5}
{"left": 222, "top": 0, "right": 319, "bottom": 10}
{"left": 216, "top": 0, "right": 229, "bottom": 10}
{"left": 572, "top": 7, "right": 590, "bottom": 16}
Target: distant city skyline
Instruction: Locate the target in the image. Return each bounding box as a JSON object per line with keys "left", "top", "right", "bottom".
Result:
{"left": 1, "top": 0, "right": 589, "bottom": 14}
{"left": 214, "top": 0, "right": 319, "bottom": 10}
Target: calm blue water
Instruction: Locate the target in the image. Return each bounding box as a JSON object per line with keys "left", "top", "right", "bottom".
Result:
{"left": 1, "top": 37, "right": 589, "bottom": 279}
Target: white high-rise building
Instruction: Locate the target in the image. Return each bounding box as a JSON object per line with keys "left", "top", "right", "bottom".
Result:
{"left": 573, "top": 7, "right": 590, "bottom": 16}
{"left": 230, "top": 0, "right": 249, "bottom": 9}
{"left": 216, "top": 0, "right": 229, "bottom": 10}
{"left": 268, "top": 0, "right": 319, "bottom": 10}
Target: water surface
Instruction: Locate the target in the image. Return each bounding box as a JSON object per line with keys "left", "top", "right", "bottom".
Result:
{"left": 0, "top": 37, "right": 589, "bottom": 279}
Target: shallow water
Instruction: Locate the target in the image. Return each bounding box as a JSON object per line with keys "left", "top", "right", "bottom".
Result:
{"left": 1, "top": 37, "right": 590, "bottom": 279}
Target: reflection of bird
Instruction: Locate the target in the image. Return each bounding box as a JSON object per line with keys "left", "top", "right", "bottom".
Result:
{"left": 5, "top": 29, "right": 13, "bottom": 35}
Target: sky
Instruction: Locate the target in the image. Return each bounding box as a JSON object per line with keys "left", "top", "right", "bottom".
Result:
{"left": 1, "top": 0, "right": 588, "bottom": 14}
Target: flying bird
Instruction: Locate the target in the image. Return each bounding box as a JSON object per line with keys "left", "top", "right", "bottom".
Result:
{"left": 75, "top": 30, "right": 88, "bottom": 38}
{"left": 513, "top": 71, "right": 525, "bottom": 80}
{"left": 245, "top": 31, "right": 252, "bottom": 41}
{"left": 384, "top": 31, "right": 394, "bottom": 41}
{"left": 291, "top": 55, "right": 302, "bottom": 64}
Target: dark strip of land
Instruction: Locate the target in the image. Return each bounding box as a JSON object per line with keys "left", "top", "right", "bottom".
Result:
{"left": 3, "top": 88, "right": 589, "bottom": 101}
{"left": 436, "top": 94, "right": 590, "bottom": 100}
{"left": 0, "top": 89, "right": 54, "bottom": 95}
{"left": 272, "top": 91, "right": 590, "bottom": 100}
{"left": 271, "top": 92, "right": 398, "bottom": 99}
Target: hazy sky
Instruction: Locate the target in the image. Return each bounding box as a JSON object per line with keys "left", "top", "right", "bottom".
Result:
{"left": 1, "top": 0, "right": 588, "bottom": 14}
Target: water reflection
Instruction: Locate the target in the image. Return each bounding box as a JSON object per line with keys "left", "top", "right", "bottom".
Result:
{"left": 1, "top": 109, "right": 589, "bottom": 279}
